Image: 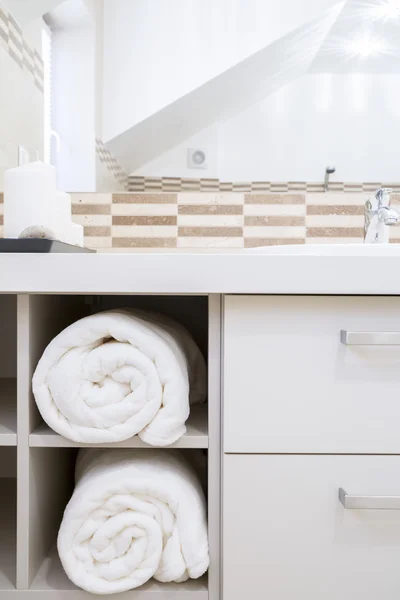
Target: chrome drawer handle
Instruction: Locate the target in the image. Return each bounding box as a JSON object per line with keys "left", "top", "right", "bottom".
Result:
{"left": 339, "top": 488, "right": 400, "bottom": 510}
{"left": 340, "top": 330, "right": 400, "bottom": 345}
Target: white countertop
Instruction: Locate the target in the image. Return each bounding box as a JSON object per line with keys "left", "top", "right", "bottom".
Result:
{"left": 0, "top": 249, "right": 399, "bottom": 295}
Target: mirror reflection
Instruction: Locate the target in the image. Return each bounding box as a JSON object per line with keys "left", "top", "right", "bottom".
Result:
{"left": 1, "top": 0, "right": 399, "bottom": 250}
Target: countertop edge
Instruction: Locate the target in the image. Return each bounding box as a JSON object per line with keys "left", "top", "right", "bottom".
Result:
{"left": 0, "top": 253, "right": 399, "bottom": 295}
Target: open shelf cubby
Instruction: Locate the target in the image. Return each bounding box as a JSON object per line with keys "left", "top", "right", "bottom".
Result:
{"left": 0, "top": 450, "right": 16, "bottom": 591}
{"left": 0, "top": 295, "right": 17, "bottom": 446}
{"left": 0, "top": 293, "right": 221, "bottom": 599}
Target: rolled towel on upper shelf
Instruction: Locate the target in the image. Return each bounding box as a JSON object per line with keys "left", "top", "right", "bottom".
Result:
{"left": 32, "top": 309, "right": 207, "bottom": 445}
{"left": 58, "top": 448, "right": 209, "bottom": 594}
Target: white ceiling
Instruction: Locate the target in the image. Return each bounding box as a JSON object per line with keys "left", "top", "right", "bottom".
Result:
{"left": 2, "top": 0, "right": 66, "bottom": 26}
{"left": 44, "top": 0, "right": 90, "bottom": 30}
{"left": 312, "top": 0, "right": 400, "bottom": 72}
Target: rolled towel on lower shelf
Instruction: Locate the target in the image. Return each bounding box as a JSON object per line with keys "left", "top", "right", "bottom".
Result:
{"left": 32, "top": 309, "right": 207, "bottom": 445}
{"left": 58, "top": 448, "right": 209, "bottom": 595}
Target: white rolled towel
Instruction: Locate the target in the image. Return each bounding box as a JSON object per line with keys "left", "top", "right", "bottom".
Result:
{"left": 32, "top": 310, "right": 207, "bottom": 445}
{"left": 58, "top": 448, "right": 209, "bottom": 594}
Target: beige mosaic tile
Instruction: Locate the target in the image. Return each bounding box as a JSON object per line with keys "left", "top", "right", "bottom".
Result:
{"left": 84, "top": 226, "right": 111, "bottom": 237}
{"left": 244, "top": 203, "right": 305, "bottom": 216}
{"left": 244, "top": 216, "right": 304, "bottom": 227}
{"left": 219, "top": 182, "right": 234, "bottom": 191}
{"left": 231, "top": 183, "right": 252, "bottom": 192}
{"left": 112, "top": 203, "right": 177, "bottom": 216}
{"left": 250, "top": 182, "right": 272, "bottom": 191}
{"left": 307, "top": 205, "right": 364, "bottom": 215}
{"left": 181, "top": 180, "right": 202, "bottom": 191}
{"left": 72, "top": 193, "right": 112, "bottom": 205}
{"left": 179, "top": 226, "right": 243, "bottom": 237}
{"left": 306, "top": 214, "right": 364, "bottom": 227}
{"left": 73, "top": 215, "right": 111, "bottom": 227}
{"left": 178, "top": 193, "right": 244, "bottom": 206}
{"left": 72, "top": 204, "right": 111, "bottom": 215}
{"left": 178, "top": 204, "right": 242, "bottom": 215}
{"left": 306, "top": 215, "right": 363, "bottom": 228}
{"left": 1, "top": 186, "right": 399, "bottom": 249}
{"left": 112, "top": 237, "right": 176, "bottom": 248}
{"left": 84, "top": 237, "right": 112, "bottom": 249}
{"left": 306, "top": 193, "right": 368, "bottom": 206}
{"left": 112, "top": 225, "right": 177, "bottom": 238}
{"left": 245, "top": 238, "right": 305, "bottom": 248}
{"left": 177, "top": 236, "right": 244, "bottom": 248}
{"left": 143, "top": 181, "right": 163, "bottom": 191}
{"left": 245, "top": 194, "right": 305, "bottom": 205}
{"left": 113, "top": 216, "right": 177, "bottom": 226}
{"left": 288, "top": 182, "right": 307, "bottom": 191}
{"left": 128, "top": 176, "right": 400, "bottom": 194}
{"left": 389, "top": 228, "right": 400, "bottom": 240}
{"left": 307, "top": 227, "right": 364, "bottom": 238}
{"left": 305, "top": 237, "right": 362, "bottom": 245}
{"left": 113, "top": 193, "right": 176, "bottom": 204}
{"left": 244, "top": 226, "right": 306, "bottom": 239}
{"left": 178, "top": 215, "right": 243, "bottom": 227}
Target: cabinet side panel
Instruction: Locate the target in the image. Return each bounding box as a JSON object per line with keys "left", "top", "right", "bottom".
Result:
{"left": 208, "top": 294, "right": 222, "bottom": 600}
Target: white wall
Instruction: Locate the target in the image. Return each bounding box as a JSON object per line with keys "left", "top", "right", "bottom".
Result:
{"left": 133, "top": 73, "right": 400, "bottom": 183}
{"left": 102, "top": 0, "right": 340, "bottom": 142}
{"left": 132, "top": 126, "right": 219, "bottom": 179}
{"left": 218, "top": 73, "right": 400, "bottom": 182}
{"left": 83, "top": 0, "right": 103, "bottom": 137}
{"left": 0, "top": 13, "right": 44, "bottom": 190}
{"left": 51, "top": 23, "right": 96, "bottom": 191}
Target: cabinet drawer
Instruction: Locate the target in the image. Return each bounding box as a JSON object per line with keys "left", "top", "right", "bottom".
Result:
{"left": 224, "top": 454, "right": 400, "bottom": 600}
{"left": 224, "top": 295, "right": 400, "bottom": 453}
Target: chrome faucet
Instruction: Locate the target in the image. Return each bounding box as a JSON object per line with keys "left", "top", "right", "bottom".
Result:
{"left": 364, "top": 188, "right": 400, "bottom": 243}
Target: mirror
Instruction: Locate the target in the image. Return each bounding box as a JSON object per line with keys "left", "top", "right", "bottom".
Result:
{"left": 1, "top": 0, "right": 399, "bottom": 249}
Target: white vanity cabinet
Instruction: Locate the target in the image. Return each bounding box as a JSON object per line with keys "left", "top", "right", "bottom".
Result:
{"left": 223, "top": 295, "right": 400, "bottom": 600}
{"left": 224, "top": 295, "right": 400, "bottom": 454}
{"left": 223, "top": 454, "right": 400, "bottom": 600}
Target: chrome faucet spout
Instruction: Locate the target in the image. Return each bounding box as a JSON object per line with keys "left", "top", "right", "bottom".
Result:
{"left": 364, "top": 188, "right": 400, "bottom": 243}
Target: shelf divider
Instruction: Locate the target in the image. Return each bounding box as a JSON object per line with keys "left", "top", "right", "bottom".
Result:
{"left": 29, "top": 404, "right": 208, "bottom": 449}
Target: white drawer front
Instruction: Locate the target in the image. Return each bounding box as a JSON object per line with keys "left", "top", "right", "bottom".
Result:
{"left": 224, "top": 454, "right": 400, "bottom": 600}
{"left": 224, "top": 295, "right": 400, "bottom": 453}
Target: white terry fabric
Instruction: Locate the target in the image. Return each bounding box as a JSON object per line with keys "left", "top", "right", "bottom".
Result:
{"left": 58, "top": 449, "right": 209, "bottom": 595}
{"left": 32, "top": 310, "right": 207, "bottom": 445}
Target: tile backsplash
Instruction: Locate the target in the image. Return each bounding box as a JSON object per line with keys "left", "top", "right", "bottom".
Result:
{"left": 128, "top": 175, "right": 400, "bottom": 194}
{"left": 1, "top": 190, "right": 400, "bottom": 251}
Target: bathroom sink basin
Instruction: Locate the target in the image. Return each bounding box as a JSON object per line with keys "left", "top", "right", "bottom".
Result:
{"left": 245, "top": 244, "right": 400, "bottom": 256}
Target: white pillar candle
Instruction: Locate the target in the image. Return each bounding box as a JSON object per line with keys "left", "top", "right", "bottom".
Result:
{"left": 4, "top": 161, "right": 57, "bottom": 238}
{"left": 54, "top": 191, "right": 72, "bottom": 243}
{"left": 66, "top": 223, "right": 84, "bottom": 247}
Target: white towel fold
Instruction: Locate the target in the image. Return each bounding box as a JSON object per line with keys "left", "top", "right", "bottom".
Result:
{"left": 32, "top": 309, "right": 207, "bottom": 445}
{"left": 58, "top": 449, "right": 209, "bottom": 595}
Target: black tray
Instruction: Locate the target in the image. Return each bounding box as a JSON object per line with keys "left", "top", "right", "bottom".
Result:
{"left": 0, "top": 239, "right": 95, "bottom": 253}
